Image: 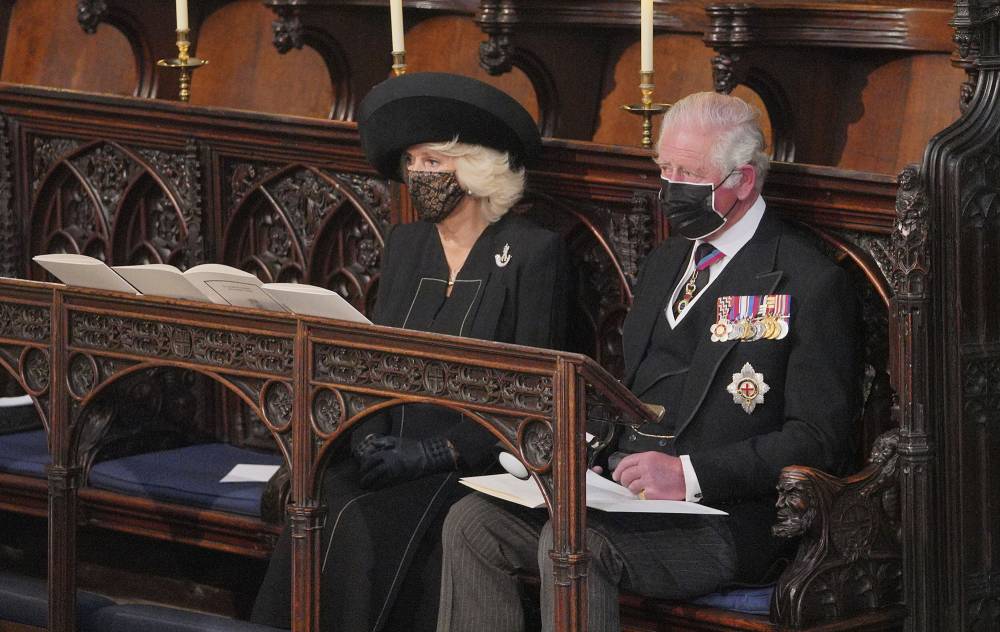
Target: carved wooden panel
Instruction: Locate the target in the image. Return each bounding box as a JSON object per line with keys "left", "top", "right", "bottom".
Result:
{"left": 520, "top": 192, "right": 648, "bottom": 378}
{"left": 69, "top": 312, "right": 294, "bottom": 376}
{"left": 221, "top": 164, "right": 388, "bottom": 313}
{"left": 0, "top": 116, "right": 16, "bottom": 279}
{"left": 219, "top": 161, "right": 390, "bottom": 447}
{"left": 313, "top": 343, "right": 554, "bottom": 414}
{"left": 27, "top": 138, "right": 205, "bottom": 275}
{"left": 772, "top": 430, "right": 903, "bottom": 628}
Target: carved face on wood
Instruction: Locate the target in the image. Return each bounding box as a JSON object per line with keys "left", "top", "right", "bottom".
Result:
{"left": 773, "top": 471, "right": 817, "bottom": 538}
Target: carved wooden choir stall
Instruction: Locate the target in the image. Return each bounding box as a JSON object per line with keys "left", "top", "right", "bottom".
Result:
{"left": 0, "top": 1, "right": 994, "bottom": 632}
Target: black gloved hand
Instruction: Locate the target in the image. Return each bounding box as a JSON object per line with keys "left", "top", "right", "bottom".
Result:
{"left": 353, "top": 432, "right": 388, "bottom": 460}
{"left": 357, "top": 435, "right": 458, "bottom": 489}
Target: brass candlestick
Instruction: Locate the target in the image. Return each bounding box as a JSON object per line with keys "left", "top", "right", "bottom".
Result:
{"left": 392, "top": 51, "right": 407, "bottom": 76}
{"left": 622, "top": 71, "right": 670, "bottom": 149}
{"left": 157, "top": 29, "right": 208, "bottom": 102}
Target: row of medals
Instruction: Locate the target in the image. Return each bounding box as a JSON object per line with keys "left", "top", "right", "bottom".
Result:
{"left": 711, "top": 314, "right": 788, "bottom": 343}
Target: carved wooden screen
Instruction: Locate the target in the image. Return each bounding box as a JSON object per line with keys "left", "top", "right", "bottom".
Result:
{"left": 23, "top": 136, "right": 215, "bottom": 457}
{"left": 217, "top": 162, "right": 392, "bottom": 448}
{"left": 519, "top": 192, "right": 649, "bottom": 379}
{"left": 27, "top": 139, "right": 204, "bottom": 274}
{"left": 796, "top": 222, "right": 894, "bottom": 465}
{"left": 220, "top": 165, "right": 390, "bottom": 312}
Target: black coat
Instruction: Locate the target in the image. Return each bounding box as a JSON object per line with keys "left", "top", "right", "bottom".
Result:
{"left": 252, "top": 213, "right": 568, "bottom": 632}
{"left": 621, "top": 211, "right": 861, "bottom": 582}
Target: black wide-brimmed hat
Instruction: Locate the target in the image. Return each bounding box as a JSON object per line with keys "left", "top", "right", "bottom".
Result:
{"left": 357, "top": 72, "right": 542, "bottom": 181}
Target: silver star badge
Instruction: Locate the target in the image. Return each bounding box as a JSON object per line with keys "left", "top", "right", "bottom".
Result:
{"left": 726, "top": 362, "right": 770, "bottom": 414}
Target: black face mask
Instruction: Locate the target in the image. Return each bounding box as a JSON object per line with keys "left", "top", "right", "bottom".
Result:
{"left": 407, "top": 171, "right": 466, "bottom": 223}
{"left": 659, "top": 172, "right": 739, "bottom": 240}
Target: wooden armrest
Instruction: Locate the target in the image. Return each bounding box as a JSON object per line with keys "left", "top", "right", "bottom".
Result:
{"left": 260, "top": 463, "right": 290, "bottom": 525}
{"left": 771, "top": 429, "right": 902, "bottom": 627}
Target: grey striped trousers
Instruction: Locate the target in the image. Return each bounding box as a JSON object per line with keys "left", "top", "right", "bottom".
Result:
{"left": 436, "top": 494, "right": 736, "bottom": 632}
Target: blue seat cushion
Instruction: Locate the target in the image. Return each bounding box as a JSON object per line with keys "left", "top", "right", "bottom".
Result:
{"left": 88, "top": 443, "right": 283, "bottom": 518}
{"left": 691, "top": 584, "right": 774, "bottom": 615}
{"left": 0, "top": 399, "right": 42, "bottom": 434}
{"left": 0, "top": 570, "right": 115, "bottom": 628}
{"left": 83, "top": 604, "right": 289, "bottom": 632}
{"left": 0, "top": 429, "right": 50, "bottom": 477}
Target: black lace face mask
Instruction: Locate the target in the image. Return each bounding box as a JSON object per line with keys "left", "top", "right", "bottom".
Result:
{"left": 407, "top": 171, "right": 466, "bottom": 223}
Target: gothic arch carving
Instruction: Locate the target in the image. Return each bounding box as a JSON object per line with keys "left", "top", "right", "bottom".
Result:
{"left": 519, "top": 191, "right": 644, "bottom": 378}
{"left": 65, "top": 361, "right": 291, "bottom": 477}
{"left": 28, "top": 139, "right": 204, "bottom": 270}
{"left": 222, "top": 165, "right": 386, "bottom": 313}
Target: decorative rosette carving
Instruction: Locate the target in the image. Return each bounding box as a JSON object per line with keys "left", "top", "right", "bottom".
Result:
{"left": 517, "top": 417, "right": 553, "bottom": 471}
{"left": 68, "top": 353, "right": 98, "bottom": 399}
{"left": 21, "top": 347, "right": 50, "bottom": 394}
{"left": 311, "top": 387, "right": 345, "bottom": 435}
{"left": 263, "top": 380, "right": 294, "bottom": 429}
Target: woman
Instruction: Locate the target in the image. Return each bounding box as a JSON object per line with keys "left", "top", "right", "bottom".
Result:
{"left": 251, "top": 72, "right": 567, "bottom": 632}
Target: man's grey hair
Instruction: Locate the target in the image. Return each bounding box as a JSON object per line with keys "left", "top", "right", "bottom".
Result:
{"left": 657, "top": 92, "right": 770, "bottom": 192}
{"left": 419, "top": 139, "right": 526, "bottom": 223}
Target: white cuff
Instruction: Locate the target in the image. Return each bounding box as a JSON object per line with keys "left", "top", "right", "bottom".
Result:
{"left": 679, "top": 454, "right": 703, "bottom": 503}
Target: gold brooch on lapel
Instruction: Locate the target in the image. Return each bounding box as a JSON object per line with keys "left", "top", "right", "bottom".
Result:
{"left": 711, "top": 294, "right": 791, "bottom": 343}
{"left": 727, "top": 362, "right": 770, "bottom": 413}
{"left": 494, "top": 243, "right": 512, "bottom": 267}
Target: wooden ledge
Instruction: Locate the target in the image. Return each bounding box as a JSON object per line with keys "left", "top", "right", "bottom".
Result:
{"left": 706, "top": 2, "right": 954, "bottom": 52}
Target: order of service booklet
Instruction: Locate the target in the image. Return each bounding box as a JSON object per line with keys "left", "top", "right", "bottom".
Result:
{"left": 33, "top": 253, "right": 139, "bottom": 295}
{"left": 32, "top": 254, "right": 371, "bottom": 324}
{"left": 460, "top": 470, "right": 728, "bottom": 515}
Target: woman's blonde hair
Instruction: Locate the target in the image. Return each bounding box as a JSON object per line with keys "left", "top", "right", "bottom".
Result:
{"left": 420, "top": 138, "right": 527, "bottom": 222}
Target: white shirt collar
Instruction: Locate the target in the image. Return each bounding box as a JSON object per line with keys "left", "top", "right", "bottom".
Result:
{"left": 702, "top": 195, "right": 766, "bottom": 258}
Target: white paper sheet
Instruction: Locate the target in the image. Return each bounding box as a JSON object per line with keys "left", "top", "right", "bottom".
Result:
{"left": 0, "top": 395, "right": 33, "bottom": 408}
{"left": 459, "top": 470, "right": 728, "bottom": 515}
{"left": 219, "top": 464, "right": 280, "bottom": 483}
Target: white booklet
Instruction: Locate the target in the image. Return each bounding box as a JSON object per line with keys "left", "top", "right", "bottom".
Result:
{"left": 460, "top": 470, "right": 728, "bottom": 515}
{"left": 114, "top": 264, "right": 370, "bottom": 322}
{"left": 261, "top": 283, "right": 370, "bottom": 324}
{"left": 112, "top": 263, "right": 287, "bottom": 311}
{"left": 35, "top": 256, "right": 371, "bottom": 324}
{"left": 33, "top": 253, "right": 138, "bottom": 294}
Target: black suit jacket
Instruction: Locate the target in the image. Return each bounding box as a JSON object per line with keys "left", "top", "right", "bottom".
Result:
{"left": 622, "top": 211, "right": 861, "bottom": 581}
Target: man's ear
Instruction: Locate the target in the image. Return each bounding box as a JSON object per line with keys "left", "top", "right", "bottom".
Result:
{"left": 736, "top": 164, "right": 757, "bottom": 200}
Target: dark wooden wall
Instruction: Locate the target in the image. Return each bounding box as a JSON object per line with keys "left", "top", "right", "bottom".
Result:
{"left": 0, "top": 0, "right": 965, "bottom": 175}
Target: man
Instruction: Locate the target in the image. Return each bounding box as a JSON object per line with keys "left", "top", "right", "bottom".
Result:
{"left": 435, "top": 91, "right": 860, "bottom": 632}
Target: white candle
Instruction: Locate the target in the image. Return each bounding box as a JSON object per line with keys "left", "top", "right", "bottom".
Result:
{"left": 175, "top": 0, "right": 189, "bottom": 31}
{"left": 390, "top": 0, "right": 405, "bottom": 53}
{"left": 640, "top": 0, "right": 654, "bottom": 73}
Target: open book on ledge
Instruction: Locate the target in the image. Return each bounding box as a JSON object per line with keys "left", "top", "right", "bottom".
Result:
{"left": 32, "top": 254, "right": 370, "bottom": 324}
{"left": 459, "top": 470, "right": 728, "bottom": 515}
